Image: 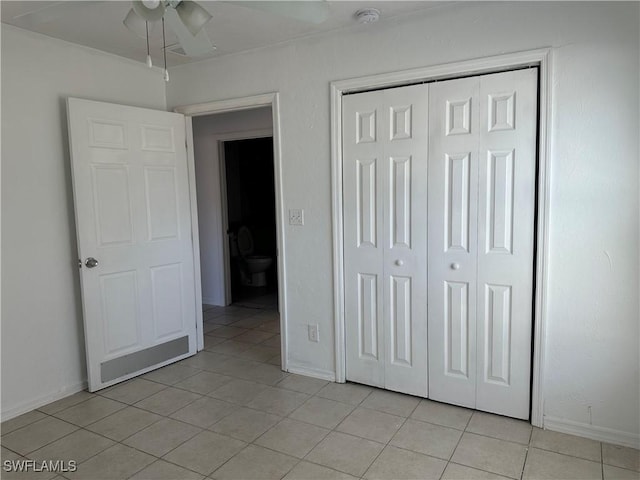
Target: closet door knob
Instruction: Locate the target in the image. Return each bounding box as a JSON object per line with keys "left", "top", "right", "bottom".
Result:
{"left": 395, "top": 260, "right": 404, "bottom": 266}
{"left": 450, "top": 263, "right": 460, "bottom": 270}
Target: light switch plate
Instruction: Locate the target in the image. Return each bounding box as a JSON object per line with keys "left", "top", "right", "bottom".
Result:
{"left": 289, "top": 209, "right": 304, "bottom": 226}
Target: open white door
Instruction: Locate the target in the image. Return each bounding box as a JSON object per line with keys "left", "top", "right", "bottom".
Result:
{"left": 68, "top": 98, "right": 198, "bottom": 392}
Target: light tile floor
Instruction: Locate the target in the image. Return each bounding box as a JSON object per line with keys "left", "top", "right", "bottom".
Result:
{"left": 2, "top": 302, "right": 639, "bottom": 480}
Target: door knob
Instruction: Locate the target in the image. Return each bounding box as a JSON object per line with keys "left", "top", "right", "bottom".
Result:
{"left": 450, "top": 263, "right": 460, "bottom": 270}
{"left": 395, "top": 260, "right": 404, "bottom": 266}
{"left": 85, "top": 257, "right": 99, "bottom": 268}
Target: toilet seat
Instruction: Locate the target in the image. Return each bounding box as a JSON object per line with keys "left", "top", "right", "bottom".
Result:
{"left": 237, "top": 226, "right": 253, "bottom": 256}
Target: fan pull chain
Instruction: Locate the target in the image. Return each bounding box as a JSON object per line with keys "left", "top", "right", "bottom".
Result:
{"left": 145, "top": 21, "right": 153, "bottom": 68}
{"left": 162, "top": 17, "right": 169, "bottom": 82}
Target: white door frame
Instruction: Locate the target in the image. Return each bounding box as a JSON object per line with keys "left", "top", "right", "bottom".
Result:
{"left": 175, "top": 93, "right": 288, "bottom": 371}
{"left": 330, "top": 49, "right": 552, "bottom": 427}
{"left": 217, "top": 129, "right": 275, "bottom": 306}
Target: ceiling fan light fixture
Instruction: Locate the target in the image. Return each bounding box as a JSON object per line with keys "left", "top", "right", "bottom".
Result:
{"left": 123, "top": 8, "right": 153, "bottom": 38}
{"left": 133, "top": 0, "right": 166, "bottom": 21}
{"left": 175, "top": 1, "right": 212, "bottom": 36}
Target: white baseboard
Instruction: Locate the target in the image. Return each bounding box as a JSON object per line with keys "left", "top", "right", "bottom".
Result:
{"left": 286, "top": 363, "right": 336, "bottom": 382}
{"left": 1, "top": 381, "right": 88, "bottom": 422}
{"left": 202, "top": 296, "right": 223, "bottom": 306}
{"left": 544, "top": 415, "right": 640, "bottom": 449}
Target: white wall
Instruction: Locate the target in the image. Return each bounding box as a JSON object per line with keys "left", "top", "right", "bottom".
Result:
{"left": 166, "top": 2, "right": 640, "bottom": 445}
{"left": 1, "top": 26, "right": 167, "bottom": 418}
{"left": 192, "top": 108, "right": 273, "bottom": 305}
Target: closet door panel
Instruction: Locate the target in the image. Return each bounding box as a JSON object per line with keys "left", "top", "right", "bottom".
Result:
{"left": 344, "top": 91, "right": 385, "bottom": 387}
{"left": 476, "top": 69, "right": 537, "bottom": 419}
{"left": 382, "top": 84, "right": 429, "bottom": 397}
{"left": 427, "top": 77, "right": 480, "bottom": 408}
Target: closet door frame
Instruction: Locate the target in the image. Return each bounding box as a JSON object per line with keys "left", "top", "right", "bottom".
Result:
{"left": 330, "top": 48, "right": 552, "bottom": 428}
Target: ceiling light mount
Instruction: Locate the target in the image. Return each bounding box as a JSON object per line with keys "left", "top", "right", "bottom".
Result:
{"left": 355, "top": 8, "right": 380, "bottom": 24}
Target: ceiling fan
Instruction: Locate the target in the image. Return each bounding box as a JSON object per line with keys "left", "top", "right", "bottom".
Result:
{"left": 123, "top": 0, "right": 215, "bottom": 59}
{"left": 10, "top": 1, "right": 332, "bottom": 68}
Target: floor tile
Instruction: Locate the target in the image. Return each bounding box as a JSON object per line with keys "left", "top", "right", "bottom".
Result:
{"left": 603, "top": 464, "right": 640, "bottom": 479}
{"left": 604, "top": 443, "right": 640, "bottom": 472}
{"left": 531, "top": 427, "right": 601, "bottom": 461}
{"left": 65, "top": 443, "right": 155, "bottom": 480}
{"left": 28, "top": 429, "right": 114, "bottom": 464}
{"left": 1, "top": 417, "right": 78, "bottom": 455}
{"left": 239, "top": 345, "right": 281, "bottom": 362}
{"left": 98, "top": 378, "right": 167, "bottom": 404}
{"left": 232, "top": 316, "right": 271, "bottom": 329}
{"left": 360, "top": 389, "right": 420, "bottom": 418}
{"left": 255, "top": 418, "right": 330, "bottom": 458}
{"left": 37, "top": 391, "right": 94, "bottom": 415}
{"left": 233, "top": 330, "right": 275, "bottom": 344}
{"left": 267, "top": 354, "right": 282, "bottom": 366}
{"left": 316, "top": 383, "right": 372, "bottom": 406}
{"left": 203, "top": 323, "right": 222, "bottom": 334}
{"left": 170, "top": 396, "right": 237, "bottom": 427}
{"left": 336, "top": 407, "right": 404, "bottom": 443}
{"left": 129, "top": 459, "right": 205, "bottom": 479}
{"left": 208, "top": 356, "right": 261, "bottom": 377}
{"left": 210, "top": 407, "right": 281, "bottom": 442}
{"left": 85, "top": 406, "right": 162, "bottom": 441}
{"left": 282, "top": 461, "right": 358, "bottom": 480}
{"left": 390, "top": 418, "right": 462, "bottom": 460}
{"left": 522, "top": 447, "right": 602, "bottom": 480}
{"left": 277, "top": 375, "right": 329, "bottom": 395}
{"left": 174, "top": 371, "right": 233, "bottom": 395}
{"left": 207, "top": 314, "right": 245, "bottom": 326}
{"left": 208, "top": 340, "right": 254, "bottom": 356}
{"left": 204, "top": 335, "right": 227, "bottom": 349}
{"left": 467, "top": 411, "right": 532, "bottom": 445}
{"left": 52, "top": 396, "right": 126, "bottom": 427}
{"left": 290, "top": 397, "right": 354, "bottom": 430}
{"left": 1, "top": 410, "right": 47, "bottom": 435}
{"left": 451, "top": 432, "right": 527, "bottom": 479}
{"left": 208, "top": 326, "right": 248, "bottom": 338}
{"left": 363, "top": 445, "right": 447, "bottom": 480}
{"left": 211, "top": 444, "right": 297, "bottom": 480}
{"left": 261, "top": 335, "right": 282, "bottom": 349}
{"left": 257, "top": 320, "right": 281, "bottom": 334}
{"left": 142, "top": 363, "right": 201, "bottom": 385}
{"left": 163, "top": 430, "right": 246, "bottom": 475}
{"left": 208, "top": 379, "right": 270, "bottom": 405}
{"left": 178, "top": 351, "right": 232, "bottom": 370}
{"left": 238, "top": 363, "right": 289, "bottom": 385}
{"left": 305, "top": 431, "right": 384, "bottom": 477}
{"left": 134, "top": 387, "right": 202, "bottom": 416}
{"left": 123, "top": 418, "right": 202, "bottom": 457}
{"left": 442, "top": 462, "right": 513, "bottom": 479}
{"left": 247, "top": 387, "right": 310, "bottom": 416}
{"left": 411, "top": 399, "right": 472, "bottom": 430}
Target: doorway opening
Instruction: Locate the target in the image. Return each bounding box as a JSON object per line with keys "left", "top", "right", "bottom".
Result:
{"left": 184, "top": 97, "right": 287, "bottom": 369}
{"left": 222, "top": 136, "right": 278, "bottom": 309}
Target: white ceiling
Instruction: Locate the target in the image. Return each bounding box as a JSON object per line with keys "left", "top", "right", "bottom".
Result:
{"left": 1, "top": 1, "right": 445, "bottom": 67}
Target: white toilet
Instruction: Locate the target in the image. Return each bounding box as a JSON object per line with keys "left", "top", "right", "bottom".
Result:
{"left": 236, "top": 226, "right": 273, "bottom": 287}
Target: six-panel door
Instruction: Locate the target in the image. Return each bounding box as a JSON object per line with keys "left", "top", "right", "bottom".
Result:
{"left": 68, "top": 98, "right": 197, "bottom": 392}
{"left": 343, "top": 84, "right": 429, "bottom": 397}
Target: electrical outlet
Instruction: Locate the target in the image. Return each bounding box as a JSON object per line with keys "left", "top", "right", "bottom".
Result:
{"left": 289, "top": 209, "right": 304, "bottom": 226}
{"left": 308, "top": 324, "right": 319, "bottom": 343}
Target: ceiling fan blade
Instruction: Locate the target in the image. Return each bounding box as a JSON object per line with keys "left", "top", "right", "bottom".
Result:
{"left": 236, "top": 1, "right": 330, "bottom": 25}
{"left": 164, "top": 8, "right": 215, "bottom": 57}
{"left": 12, "top": 1, "right": 103, "bottom": 28}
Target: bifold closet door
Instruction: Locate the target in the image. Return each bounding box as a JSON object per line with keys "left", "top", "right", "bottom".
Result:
{"left": 343, "top": 84, "right": 429, "bottom": 397}
{"left": 427, "top": 69, "right": 538, "bottom": 419}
